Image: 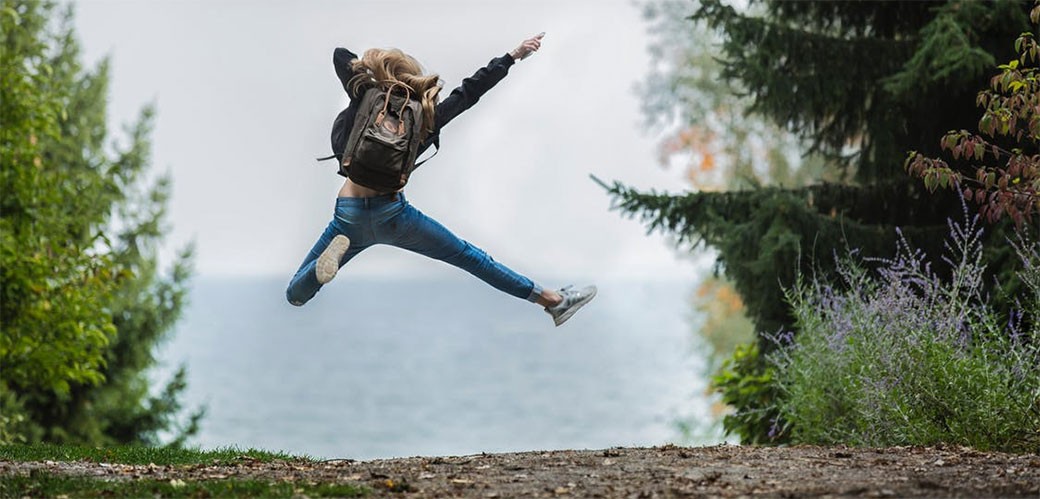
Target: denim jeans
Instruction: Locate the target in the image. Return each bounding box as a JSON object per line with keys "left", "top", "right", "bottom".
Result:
{"left": 286, "top": 192, "right": 543, "bottom": 306}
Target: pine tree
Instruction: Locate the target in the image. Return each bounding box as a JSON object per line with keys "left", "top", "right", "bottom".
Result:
{"left": 639, "top": 0, "right": 836, "bottom": 369}
{"left": 605, "top": 0, "right": 1032, "bottom": 340}
{"left": 0, "top": 0, "right": 200, "bottom": 445}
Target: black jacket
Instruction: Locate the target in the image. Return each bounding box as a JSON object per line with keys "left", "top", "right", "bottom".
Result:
{"left": 329, "top": 48, "right": 516, "bottom": 166}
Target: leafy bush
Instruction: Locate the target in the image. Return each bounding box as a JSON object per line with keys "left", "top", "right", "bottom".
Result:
{"left": 907, "top": 3, "right": 1040, "bottom": 226}
{"left": 1, "top": 0, "right": 198, "bottom": 445}
{"left": 711, "top": 342, "right": 789, "bottom": 444}
{"left": 771, "top": 212, "right": 1040, "bottom": 452}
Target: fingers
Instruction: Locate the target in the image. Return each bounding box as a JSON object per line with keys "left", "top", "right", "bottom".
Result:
{"left": 522, "top": 37, "right": 541, "bottom": 54}
{"left": 512, "top": 33, "right": 544, "bottom": 61}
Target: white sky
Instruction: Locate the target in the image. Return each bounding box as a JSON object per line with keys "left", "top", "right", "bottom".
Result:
{"left": 72, "top": 0, "right": 702, "bottom": 283}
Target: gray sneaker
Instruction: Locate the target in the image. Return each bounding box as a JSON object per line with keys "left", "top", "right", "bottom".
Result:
{"left": 545, "top": 285, "right": 597, "bottom": 326}
{"left": 315, "top": 235, "right": 350, "bottom": 284}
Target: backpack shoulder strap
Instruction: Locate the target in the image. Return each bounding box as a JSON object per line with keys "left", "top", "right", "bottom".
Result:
{"left": 414, "top": 137, "right": 439, "bottom": 168}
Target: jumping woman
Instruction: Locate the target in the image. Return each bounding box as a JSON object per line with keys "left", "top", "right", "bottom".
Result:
{"left": 286, "top": 33, "right": 597, "bottom": 327}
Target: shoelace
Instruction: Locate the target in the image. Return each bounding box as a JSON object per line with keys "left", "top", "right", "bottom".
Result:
{"left": 547, "top": 286, "right": 575, "bottom": 311}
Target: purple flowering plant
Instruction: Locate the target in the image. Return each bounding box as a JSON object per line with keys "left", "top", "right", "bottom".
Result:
{"left": 769, "top": 206, "right": 1040, "bottom": 452}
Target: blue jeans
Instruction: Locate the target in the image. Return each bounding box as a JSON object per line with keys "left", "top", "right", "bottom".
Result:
{"left": 286, "top": 192, "right": 543, "bottom": 306}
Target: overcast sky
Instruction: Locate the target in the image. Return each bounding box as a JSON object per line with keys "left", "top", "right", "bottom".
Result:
{"left": 72, "top": 0, "right": 702, "bottom": 284}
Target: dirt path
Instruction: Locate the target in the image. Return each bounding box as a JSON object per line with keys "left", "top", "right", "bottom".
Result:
{"left": 2, "top": 445, "right": 1038, "bottom": 497}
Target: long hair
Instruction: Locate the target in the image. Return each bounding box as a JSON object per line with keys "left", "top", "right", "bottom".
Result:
{"left": 350, "top": 48, "right": 442, "bottom": 139}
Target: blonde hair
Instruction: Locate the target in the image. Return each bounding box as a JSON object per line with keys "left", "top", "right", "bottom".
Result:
{"left": 350, "top": 48, "right": 442, "bottom": 138}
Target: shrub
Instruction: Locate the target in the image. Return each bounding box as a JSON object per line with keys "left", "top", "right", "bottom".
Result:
{"left": 771, "top": 212, "right": 1040, "bottom": 452}
{"left": 711, "top": 342, "right": 789, "bottom": 444}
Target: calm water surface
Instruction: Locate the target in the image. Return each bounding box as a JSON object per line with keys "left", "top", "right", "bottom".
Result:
{"left": 156, "top": 276, "right": 716, "bottom": 459}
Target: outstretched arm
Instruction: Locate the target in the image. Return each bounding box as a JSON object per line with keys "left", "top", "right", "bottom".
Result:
{"left": 432, "top": 33, "right": 545, "bottom": 132}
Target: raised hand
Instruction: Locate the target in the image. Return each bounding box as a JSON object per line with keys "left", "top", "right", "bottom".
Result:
{"left": 510, "top": 32, "right": 545, "bottom": 61}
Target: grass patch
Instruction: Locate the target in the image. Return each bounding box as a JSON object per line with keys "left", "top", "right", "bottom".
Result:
{"left": 0, "top": 445, "right": 367, "bottom": 497}
{"left": 0, "top": 471, "right": 368, "bottom": 498}
{"left": 0, "top": 443, "right": 309, "bottom": 466}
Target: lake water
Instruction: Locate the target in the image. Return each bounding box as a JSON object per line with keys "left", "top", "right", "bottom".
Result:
{"left": 156, "top": 275, "right": 718, "bottom": 460}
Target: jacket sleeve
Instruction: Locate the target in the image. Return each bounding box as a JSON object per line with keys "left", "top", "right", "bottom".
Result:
{"left": 334, "top": 48, "right": 361, "bottom": 100}
{"left": 432, "top": 53, "right": 515, "bottom": 132}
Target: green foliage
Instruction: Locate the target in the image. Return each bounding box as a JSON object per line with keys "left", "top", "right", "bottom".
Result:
{"left": 0, "top": 473, "right": 368, "bottom": 499}
{"left": 597, "top": 176, "right": 957, "bottom": 338}
{"left": 617, "top": 0, "right": 1030, "bottom": 341}
{"left": 882, "top": 1, "right": 1006, "bottom": 100}
{"left": 692, "top": 0, "right": 1029, "bottom": 182}
{"left": 0, "top": 444, "right": 307, "bottom": 465}
{"left": 773, "top": 218, "right": 1040, "bottom": 452}
{"left": 710, "top": 342, "right": 787, "bottom": 444}
{"left": 1, "top": 2, "right": 116, "bottom": 398}
{"left": 621, "top": 1, "right": 1034, "bottom": 444}
{"left": 0, "top": 0, "right": 197, "bottom": 445}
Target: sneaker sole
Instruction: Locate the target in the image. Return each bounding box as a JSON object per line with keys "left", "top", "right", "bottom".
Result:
{"left": 316, "top": 235, "right": 350, "bottom": 284}
{"left": 554, "top": 287, "right": 597, "bottom": 326}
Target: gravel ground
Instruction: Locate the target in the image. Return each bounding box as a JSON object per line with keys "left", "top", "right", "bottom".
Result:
{"left": 2, "top": 444, "right": 1038, "bottom": 497}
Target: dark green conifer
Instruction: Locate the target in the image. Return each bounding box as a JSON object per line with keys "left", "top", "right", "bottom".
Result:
{"left": 607, "top": 0, "right": 1031, "bottom": 340}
